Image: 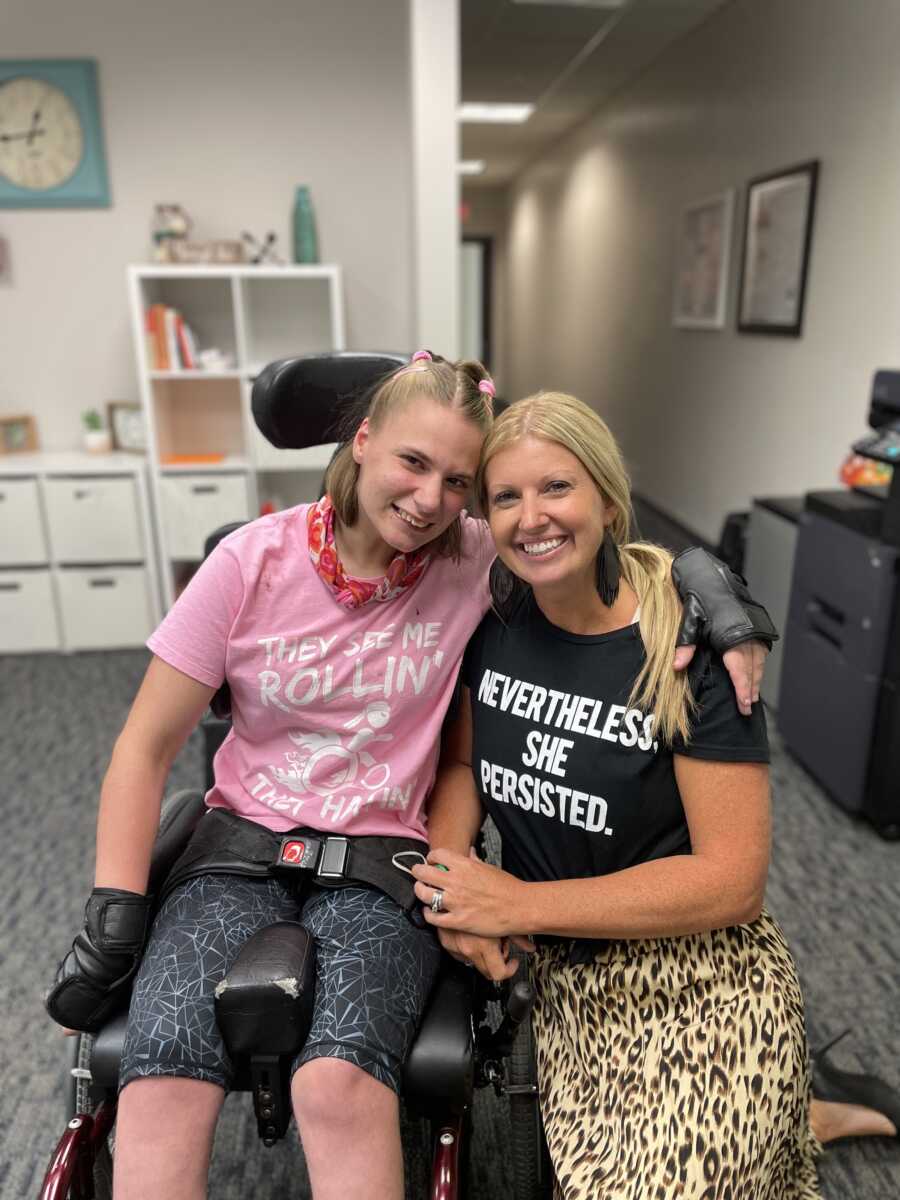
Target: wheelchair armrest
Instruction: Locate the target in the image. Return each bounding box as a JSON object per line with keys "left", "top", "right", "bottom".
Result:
{"left": 402, "top": 959, "right": 475, "bottom": 1118}
{"left": 90, "top": 1010, "right": 129, "bottom": 1091}
{"left": 147, "top": 790, "right": 208, "bottom": 897}
{"left": 214, "top": 922, "right": 316, "bottom": 1058}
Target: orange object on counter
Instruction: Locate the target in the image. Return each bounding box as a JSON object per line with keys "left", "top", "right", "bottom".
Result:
{"left": 159, "top": 453, "right": 225, "bottom": 465}
{"left": 839, "top": 452, "right": 892, "bottom": 488}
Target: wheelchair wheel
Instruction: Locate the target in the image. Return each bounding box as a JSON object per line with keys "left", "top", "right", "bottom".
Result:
{"left": 65, "top": 1032, "right": 94, "bottom": 1119}
{"left": 507, "top": 998, "right": 553, "bottom": 1199}
{"left": 91, "top": 1143, "right": 114, "bottom": 1200}
{"left": 63, "top": 1032, "right": 115, "bottom": 1200}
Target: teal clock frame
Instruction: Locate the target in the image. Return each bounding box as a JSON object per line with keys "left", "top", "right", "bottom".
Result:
{"left": 0, "top": 58, "right": 110, "bottom": 208}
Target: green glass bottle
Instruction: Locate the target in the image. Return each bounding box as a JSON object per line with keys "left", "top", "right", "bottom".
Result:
{"left": 292, "top": 185, "right": 319, "bottom": 264}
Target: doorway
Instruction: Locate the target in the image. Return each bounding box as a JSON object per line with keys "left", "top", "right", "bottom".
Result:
{"left": 459, "top": 236, "right": 492, "bottom": 368}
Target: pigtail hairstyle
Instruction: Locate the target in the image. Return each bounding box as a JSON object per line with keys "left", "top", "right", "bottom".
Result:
{"left": 324, "top": 351, "right": 495, "bottom": 560}
{"left": 477, "top": 392, "right": 694, "bottom": 745}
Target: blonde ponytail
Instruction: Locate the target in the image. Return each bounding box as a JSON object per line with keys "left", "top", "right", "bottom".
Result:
{"left": 619, "top": 543, "right": 694, "bottom": 744}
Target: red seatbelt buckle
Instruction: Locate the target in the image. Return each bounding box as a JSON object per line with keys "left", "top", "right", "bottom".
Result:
{"left": 277, "top": 835, "right": 321, "bottom": 871}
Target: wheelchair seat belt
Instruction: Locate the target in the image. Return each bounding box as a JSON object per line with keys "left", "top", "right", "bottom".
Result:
{"left": 160, "top": 807, "right": 424, "bottom": 921}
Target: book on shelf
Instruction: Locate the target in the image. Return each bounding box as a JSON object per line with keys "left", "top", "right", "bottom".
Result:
{"left": 147, "top": 303, "right": 168, "bottom": 369}
{"left": 145, "top": 304, "right": 200, "bottom": 371}
{"left": 164, "top": 308, "right": 180, "bottom": 370}
{"left": 176, "top": 315, "right": 196, "bottom": 369}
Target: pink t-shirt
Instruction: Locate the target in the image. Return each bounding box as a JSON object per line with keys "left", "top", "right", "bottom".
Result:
{"left": 148, "top": 505, "right": 494, "bottom": 841}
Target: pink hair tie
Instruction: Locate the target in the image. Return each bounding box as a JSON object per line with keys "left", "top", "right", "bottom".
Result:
{"left": 411, "top": 350, "right": 433, "bottom": 363}
{"left": 478, "top": 378, "right": 496, "bottom": 399}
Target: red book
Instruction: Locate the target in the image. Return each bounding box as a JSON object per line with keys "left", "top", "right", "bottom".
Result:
{"left": 175, "top": 314, "right": 194, "bottom": 369}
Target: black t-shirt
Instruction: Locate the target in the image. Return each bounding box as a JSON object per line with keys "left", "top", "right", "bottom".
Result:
{"left": 461, "top": 600, "right": 768, "bottom": 886}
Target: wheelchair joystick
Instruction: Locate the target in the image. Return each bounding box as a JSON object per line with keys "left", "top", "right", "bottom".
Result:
{"left": 479, "top": 979, "right": 535, "bottom": 1097}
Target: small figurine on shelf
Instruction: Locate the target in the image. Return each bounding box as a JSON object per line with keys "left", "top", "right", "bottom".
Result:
{"left": 151, "top": 204, "right": 193, "bottom": 263}
{"left": 81, "top": 408, "right": 112, "bottom": 454}
{"left": 242, "top": 230, "right": 284, "bottom": 265}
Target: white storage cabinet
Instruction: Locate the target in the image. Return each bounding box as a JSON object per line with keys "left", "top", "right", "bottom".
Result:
{"left": 0, "top": 454, "right": 161, "bottom": 654}
{"left": 127, "top": 265, "right": 346, "bottom": 608}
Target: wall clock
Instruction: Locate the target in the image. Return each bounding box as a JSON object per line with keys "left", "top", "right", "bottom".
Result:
{"left": 0, "top": 59, "right": 110, "bottom": 208}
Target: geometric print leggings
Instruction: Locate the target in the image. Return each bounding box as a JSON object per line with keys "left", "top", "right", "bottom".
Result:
{"left": 120, "top": 873, "right": 441, "bottom": 1096}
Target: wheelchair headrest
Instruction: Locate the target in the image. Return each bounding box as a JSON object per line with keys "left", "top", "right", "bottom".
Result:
{"left": 251, "top": 351, "right": 407, "bottom": 450}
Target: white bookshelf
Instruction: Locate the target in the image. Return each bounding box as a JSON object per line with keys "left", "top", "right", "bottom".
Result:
{"left": 127, "top": 264, "right": 346, "bottom": 608}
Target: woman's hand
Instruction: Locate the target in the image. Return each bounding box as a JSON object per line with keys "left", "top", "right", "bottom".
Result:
{"left": 412, "top": 847, "right": 535, "bottom": 942}
{"left": 435, "top": 928, "right": 525, "bottom": 982}
{"left": 674, "top": 640, "right": 768, "bottom": 715}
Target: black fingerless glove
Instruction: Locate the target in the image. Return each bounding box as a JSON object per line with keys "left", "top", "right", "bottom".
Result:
{"left": 671, "top": 547, "right": 779, "bottom": 653}
{"left": 45, "top": 888, "right": 152, "bottom": 1033}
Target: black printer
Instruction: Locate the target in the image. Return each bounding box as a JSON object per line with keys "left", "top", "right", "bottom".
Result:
{"left": 778, "top": 370, "right": 900, "bottom": 838}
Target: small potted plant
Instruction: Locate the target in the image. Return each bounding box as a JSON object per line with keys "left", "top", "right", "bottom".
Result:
{"left": 82, "top": 408, "right": 112, "bottom": 454}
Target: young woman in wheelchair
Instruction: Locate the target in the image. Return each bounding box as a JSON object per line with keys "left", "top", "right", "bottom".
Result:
{"left": 414, "top": 392, "right": 899, "bottom": 1199}
{"left": 45, "top": 353, "right": 773, "bottom": 1200}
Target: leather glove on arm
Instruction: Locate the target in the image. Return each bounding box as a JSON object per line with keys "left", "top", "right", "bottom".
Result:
{"left": 45, "top": 888, "right": 152, "bottom": 1033}
{"left": 672, "top": 547, "right": 779, "bottom": 653}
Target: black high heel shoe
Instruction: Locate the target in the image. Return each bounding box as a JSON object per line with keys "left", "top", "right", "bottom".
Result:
{"left": 812, "top": 1030, "right": 900, "bottom": 1137}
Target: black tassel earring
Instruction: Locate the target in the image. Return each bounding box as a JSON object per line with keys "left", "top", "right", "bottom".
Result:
{"left": 489, "top": 557, "right": 529, "bottom": 623}
{"left": 596, "top": 527, "right": 620, "bottom": 607}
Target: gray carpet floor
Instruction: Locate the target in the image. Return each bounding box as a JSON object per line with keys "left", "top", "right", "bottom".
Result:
{"left": 3, "top": 511, "right": 899, "bottom": 1196}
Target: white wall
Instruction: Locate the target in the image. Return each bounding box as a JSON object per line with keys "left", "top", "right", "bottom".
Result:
{"left": 0, "top": 0, "right": 415, "bottom": 450}
{"left": 503, "top": 0, "right": 900, "bottom": 542}
{"left": 410, "top": 0, "right": 460, "bottom": 358}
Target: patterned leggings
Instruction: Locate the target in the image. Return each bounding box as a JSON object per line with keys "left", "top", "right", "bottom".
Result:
{"left": 120, "top": 873, "right": 441, "bottom": 1095}
{"left": 530, "top": 909, "right": 821, "bottom": 1200}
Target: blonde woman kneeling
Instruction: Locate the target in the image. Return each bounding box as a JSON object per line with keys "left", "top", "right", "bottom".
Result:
{"left": 413, "top": 392, "right": 896, "bottom": 1199}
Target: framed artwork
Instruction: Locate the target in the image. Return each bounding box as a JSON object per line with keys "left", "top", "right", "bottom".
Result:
{"left": 107, "top": 402, "right": 146, "bottom": 453}
{"left": 737, "top": 160, "right": 819, "bottom": 336}
{"left": 0, "top": 59, "right": 110, "bottom": 208}
{"left": 672, "top": 189, "right": 734, "bottom": 329}
{"left": 0, "top": 413, "right": 38, "bottom": 453}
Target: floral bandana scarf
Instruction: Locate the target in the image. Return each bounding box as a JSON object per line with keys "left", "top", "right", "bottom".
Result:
{"left": 306, "top": 495, "right": 431, "bottom": 610}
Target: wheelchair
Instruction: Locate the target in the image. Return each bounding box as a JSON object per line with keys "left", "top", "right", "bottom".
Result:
{"left": 40, "top": 352, "right": 553, "bottom": 1200}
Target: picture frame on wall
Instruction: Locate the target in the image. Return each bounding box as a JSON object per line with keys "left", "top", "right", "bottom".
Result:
{"left": 737, "top": 160, "right": 819, "bottom": 337}
{"left": 0, "top": 413, "right": 38, "bottom": 453}
{"left": 107, "top": 401, "right": 147, "bottom": 453}
{"left": 672, "top": 189, "right": 734, "bottom": 330}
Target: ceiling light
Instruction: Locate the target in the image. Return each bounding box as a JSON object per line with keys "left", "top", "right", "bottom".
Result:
{"left": 458, "top": 102, "right": 535, "bottom": 124}
{"left": 458, "top": 160, "right": 486, "bottom": 176}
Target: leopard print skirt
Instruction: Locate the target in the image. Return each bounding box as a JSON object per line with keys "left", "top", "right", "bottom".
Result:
{"left": 530, "top": 908, "right": 821, "bottom": 1200}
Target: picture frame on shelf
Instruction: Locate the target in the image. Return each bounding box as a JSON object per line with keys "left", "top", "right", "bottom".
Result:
{"left": 107, "top": 401, "right": 147, "bottom": 453}
{"left": 0, "top": 413, "right": 38, "bottom": 453}
{"left": 737, "top": 160, "right": 819, "bottom": 337}
{"left": 166, "top": 239, "right": 246, "bottom": 264}
{"left": 672, "top": 189, "right": 734, "bottom": 330}
{"left": 0, "top": 59, "right": 110, "bottom": 208}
